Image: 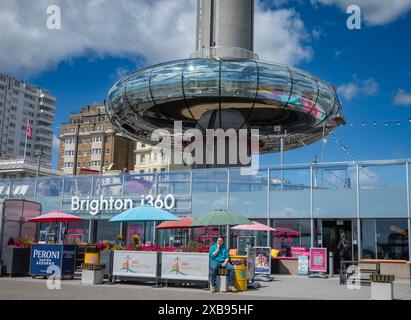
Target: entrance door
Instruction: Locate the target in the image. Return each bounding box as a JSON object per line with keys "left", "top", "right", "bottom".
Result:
{"left": 321, "top": 219, "right": 353, "bottom": 273}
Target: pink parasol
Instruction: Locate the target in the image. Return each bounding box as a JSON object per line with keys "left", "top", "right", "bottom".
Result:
{"left": 29, "top": 211, "right": 84, "bottom": 223}
{"left": 231, "top": 221, "right": 276, "bottom": 231}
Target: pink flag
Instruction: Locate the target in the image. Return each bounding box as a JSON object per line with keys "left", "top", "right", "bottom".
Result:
{"left": 26, "top": 120, "right": 32, "bottom": 140}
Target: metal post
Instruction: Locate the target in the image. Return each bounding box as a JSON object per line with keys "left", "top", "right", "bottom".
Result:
{"left": 356, "top": 164, "right": 362, "bottom": 261}
{"left": 60, "top": 177, "right": 65, "bottom": 211}
{"left": 321, "top": 123, "right": 326, "bottom": 163}
{"left": 189, "top": 170, "right": 193, "bottom": 216}
{"left": 226, "top": 169, "right": 230, "bottom": 248}
{"left": 329, "top": 252, "right": 334, "bottom": 277}
{"left": 280, "top": 135, "right": 284, "bottom": 191}
{"left": 406, "top": 162, "right": 410, "bottom": 262}
{"left": 266, "top": 168, "right": 271, "bottom": 247}
{"left": 33, "top": 151, "right": 41, "bottom": 201}
{"left": 310, "top": 166, "right": 314, "bottom": 248}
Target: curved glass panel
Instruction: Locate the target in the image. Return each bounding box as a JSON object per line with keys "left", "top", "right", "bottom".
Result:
{"left": 314, "top": 81, "right": 334, "bottom": 122}
{"left": 183, "top": 59, "right": 220, "bottom": 98}
{"left": 220, "top": 60, "right": 257, "bottom": 98}
{"left": 256, "top": 62, "right": 291, "bottom": 106}
{"left": 126, "top": 69, "right": 152, "bottom": 106}
{"left": 289, "top": 69, "right": 318, "bottom": 116}
{"left": 150, "top": 62, "right": 184, "bottom": 103}
{"left": 107, "top": 78, "right": 127, "bottom": 116}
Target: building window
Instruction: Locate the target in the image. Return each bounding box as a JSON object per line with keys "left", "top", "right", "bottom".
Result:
{"left": 271, "top": 219, "right": 312, "bottom": 257}
{"left": 362, "top": 219, "right": 409, "bottom": 260}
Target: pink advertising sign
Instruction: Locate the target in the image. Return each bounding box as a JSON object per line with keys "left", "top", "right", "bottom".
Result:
{"left": 309, "top": 248, "right": 327, "bottom": 273}
{"left": 291, "top": 246, "right": 309, "bottom": 258}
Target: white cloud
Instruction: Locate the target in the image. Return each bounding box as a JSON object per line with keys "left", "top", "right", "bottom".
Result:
{"left": 311, "top": 0, "right": 411, "bottom": 26}
{"left": 337, "top": 75, "right": 379, "bottom": 101}
{"left": 394, "top": 89, "right": 411, "bottom": 106}
{"left": 0, "top": 0, "right": 312, "bottom": 77}
{"left": 254, "top": 7, "right": 312, "bottom": 65}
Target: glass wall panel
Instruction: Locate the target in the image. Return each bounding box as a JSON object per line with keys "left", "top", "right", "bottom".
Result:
{"left": 272, "top": 219, "right": 311, "bottom": 257}
{"left": 313, "top": 166, "right": 357, "bottom": 218}
{"left": 270, "top": 168, "right": 310, "bottom": 218}
{"left": 96, "top": 220, "right": 121, "bottom": 243}
{"left": 191, "top": 169, "right": 227, "bottom": 216}
{"left": 63, "top": 175, "right": 92, "bottom": 198}
{"left": 10, "top": 178, "right": 35, "bottom": 201}
{"left": 361, "top": 219, "right": 375, "bottom": 259}
{"left": 36, "top": 177, "right": 63, "bottom": 214}
{"left": 92, "top": 174, "right": 123, "bottom": 197}
{"left": 229, "top": 168, "right": 267, "bottom": 218}
{"left": 66, "top": 220, "right": 90, "bottom": 244}
{"left": 126, "top": 222, "right": 155, "bottom": 245}
{"left": 360, "top": 165, "right": 408, "bottom": 217}
{"left": 123, "top": 173, "right": 155, "bottom": 199}
{"left": 376, "top": 219, "right": 409, "bottom": 260}
{"left": 0, "top": 179, "right": 11, "bottom": 198}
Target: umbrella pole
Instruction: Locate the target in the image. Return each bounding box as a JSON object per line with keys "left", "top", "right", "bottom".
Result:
{"left": 143, "top": 221, "right": 146, "bottom": 245}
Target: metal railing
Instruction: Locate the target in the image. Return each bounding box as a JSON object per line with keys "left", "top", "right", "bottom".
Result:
{"left": 191, "top": 46, "right": 259, "bottom": 60}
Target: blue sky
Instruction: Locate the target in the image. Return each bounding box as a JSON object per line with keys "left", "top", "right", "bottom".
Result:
{"left": 1, "top": 0, "right": 411, "bottom": 169}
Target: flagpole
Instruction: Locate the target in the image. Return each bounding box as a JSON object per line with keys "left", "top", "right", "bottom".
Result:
{"left": 23, "top": 120, "right": 28, "bottom": 159}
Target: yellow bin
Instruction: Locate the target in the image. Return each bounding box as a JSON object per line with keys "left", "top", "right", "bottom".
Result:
{"left": 230, "top": 256, "right": 248, "bottom": 292}
{"left": 84, "top": 246, "right": 100, "bottom": 265}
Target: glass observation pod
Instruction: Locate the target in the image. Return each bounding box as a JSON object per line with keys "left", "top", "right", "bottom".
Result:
{"left": 107, "top": 58, "right": 345, "bottom": 152}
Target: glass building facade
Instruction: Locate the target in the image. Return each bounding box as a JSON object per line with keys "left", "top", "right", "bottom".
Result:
{"left": 107, "top": 58, "right": 344, "bottom": 152}
{"left": 1, "top": 159, "right": 410, "bottom": 261}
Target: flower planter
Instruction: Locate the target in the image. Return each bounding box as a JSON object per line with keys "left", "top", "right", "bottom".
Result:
{"left": 1, "top": 247, "right": 31, "bottom": 276}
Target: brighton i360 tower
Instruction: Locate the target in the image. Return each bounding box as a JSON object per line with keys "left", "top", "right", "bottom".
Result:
{"left": 107, "top": 0, "right": 345, "bottom": 166}
{"left": 196, "top": 0, "right": 254, "bottom": 57}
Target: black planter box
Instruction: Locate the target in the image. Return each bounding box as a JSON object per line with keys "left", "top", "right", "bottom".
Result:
{"left": 99, "top": 250, "right": 114, "bottom": 281}
{"left": 1, "top": 247, "right": 31, "bottom": 276}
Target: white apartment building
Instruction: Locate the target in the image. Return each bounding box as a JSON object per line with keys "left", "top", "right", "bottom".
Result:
{"left": 0, "top": 73, "right": 56, "bottom": 161}
{"left": 134, "top": 141, "right": 189, "bottom": 173}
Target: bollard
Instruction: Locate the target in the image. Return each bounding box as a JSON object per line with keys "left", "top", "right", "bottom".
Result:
{"left": 329, "top": 252, "right": 334, "bottom": 277}
{"left": 370, "top": 274, "right": 395, "bottom": 300}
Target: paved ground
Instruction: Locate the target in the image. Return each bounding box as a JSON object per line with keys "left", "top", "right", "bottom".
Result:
{"left": 0, "top": 275, "right": 410, "bottom": 300}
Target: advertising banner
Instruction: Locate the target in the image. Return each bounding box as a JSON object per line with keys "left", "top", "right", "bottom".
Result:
{"left": 62, "top": 245, "right": 76, "bottom": 275}
{"left": 112, "top": 250, "right": 158, "bottom": 278}
{"left": 161, "top": 252, "right": 209, "bottom": 281}
{"left": 309, "top": 248, "right": 327, "bottom": 273}
{"left": 254, "top": 247, "right": 271, "bottom": 275}
{"left": 298, "top": 255, "right": 309, "bottom": 275}
{"left": 30, "top": 244, "right": 62, "bottom": 276}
